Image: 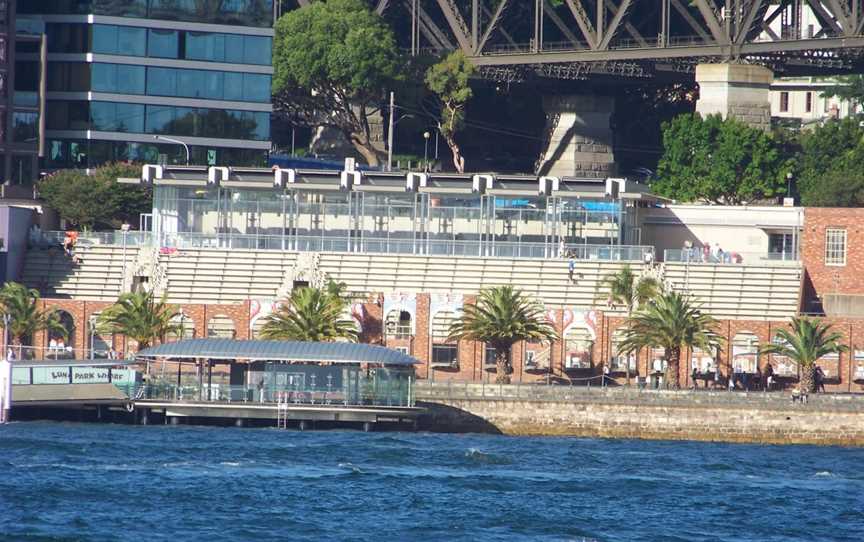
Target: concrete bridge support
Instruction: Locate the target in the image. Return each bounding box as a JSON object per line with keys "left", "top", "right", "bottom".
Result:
{"left": 695, "top": 64, "right": 772, "bottom": 130}
{"left": 537, "top": 95, "right": 615, "bottom": 179}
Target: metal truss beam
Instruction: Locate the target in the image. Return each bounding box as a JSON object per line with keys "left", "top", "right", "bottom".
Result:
{"left": 435, "top": 0, "right": 472, "bottom": 52}
{"left": 477, "top": 0, "right": 510, "bottom": 53}
{"left": 564, "top": 0, "right": 599, "bottom": 49}
{"left": 598, "top": 0, "right": 632, "bottom": 50}
{"left": 692, "top": 0, "right": 731, "bottom": 44}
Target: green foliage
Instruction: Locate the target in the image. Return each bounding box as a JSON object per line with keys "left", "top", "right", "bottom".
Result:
{"left": 760, "top": 317, "right": 847, "bottom": 393}
{"left": 425, "top": 51, "right": 474, "bottom": 172}
{"left": 617, "top": 291, "right": 719, "bottom": 389}
{"left": 653, "top": 113, "right": 787, "bottom": 204}
{"left": 37, "top": 162, "right": 149, "bottom": 229}
{"left": 820, "top": 75, "right": 864, "bottom": 107}
{"left": 0, "top": 282, "right": 66, "bottom": 346}
{"left": 796, "top": 117, "right": 864, "bottom": 206}
{"left": 448, "top": 286, "right": 558, "bottom": 383}
{"left": 272, "top": 0, "right": 402, "bottom": 165}
{"left": 99, "top": 290, "right": 182, "bottom": 352}
{"left": 260, "top": 281, "right": 358, "bottom": 342}
{"left": 600, "top": 265, "right": 661, "bottom": 316}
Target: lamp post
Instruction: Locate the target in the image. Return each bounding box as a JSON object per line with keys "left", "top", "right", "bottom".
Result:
{"left": 423, "top": 131, "right": 430, "bottom": 171}
{"left": 120, "top": 223, "right": 130, "bottom": 293}
{"left": 153, "top": 135, "right": 190, "bottom": 165}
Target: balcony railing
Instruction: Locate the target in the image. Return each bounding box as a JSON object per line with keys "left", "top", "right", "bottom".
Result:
{"left": 663, "top": 249, "right": 800, "bottom": 266}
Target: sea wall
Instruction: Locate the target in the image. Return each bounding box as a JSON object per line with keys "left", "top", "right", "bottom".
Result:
{"left": 416, "top": 384, "right": 864, "bottom": 446}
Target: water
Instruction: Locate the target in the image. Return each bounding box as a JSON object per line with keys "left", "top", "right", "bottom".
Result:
{"left": 1, "top": 422, "right": 863, "bottom": 542}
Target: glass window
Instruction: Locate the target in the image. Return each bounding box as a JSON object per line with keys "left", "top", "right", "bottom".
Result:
{"left": 223, "top": 72, "right": 243, "bottom": 101}
{"left": 114, "top": 102, "right": 146, "bottom": 132}
{"left": 11, "top": 155, "right": 35, "bottom": 185}
{"left": 779, "top": 91, "right": 789, "bottom": 113}
{"left": 116, "top": 26, "right": 147, "bottom": 56}
{"left": 145, "top": 105, "right": 175, "bottom": 134}
{"left": 432, "top": 345, "right": 458, "bottom": 367}
{"left": 242, "top": 73, "right": 270, "bottom": 103}
{"left": 825, "top": 229, "right": 847, "bottom": 266}
{"left": 90, "top": 101, "right": 114, "bottom": 131}
{"left": 224, "top": 34, "right": 244, "bottom": 64}
{"left": 47, "top": 23, "right": 89, "bottom": 53}
{"left": 243, "top": 36, "right": 271, "bottom": 65}
{"left": 147, "top": 67, "right": 177, "bottom": 96}
{"left": 186, "top": 32, "right": 225, "bottom": 62}
{"left": 12, "top": 112, "right": 39, "bottom": 142}
{"left": 148, "top": 29, "right": 178, "bottom": 58}
{"left": 49, "top": 63, "right": 90, "bottom": 92}
{"left": 177, "top": 70, "right": 206, "bottom": 99}
{"left": 116, "top": 65, "right": 146, "bottom": 94}
{"left": 92, "top": 24, "right": 116, "bottom": 54}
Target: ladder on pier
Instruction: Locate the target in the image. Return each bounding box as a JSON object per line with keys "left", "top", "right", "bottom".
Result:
{"left": 275, "top": 392, "right": 289, "bottom": 429}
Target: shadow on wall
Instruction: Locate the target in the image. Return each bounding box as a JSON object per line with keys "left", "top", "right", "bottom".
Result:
{"left": 416, "top": 401, "right": 503, "bottom": 435}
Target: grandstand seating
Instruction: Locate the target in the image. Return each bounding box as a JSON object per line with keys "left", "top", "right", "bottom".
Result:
{"left": 20, "top": 244, "right": 136, "bottom": 301}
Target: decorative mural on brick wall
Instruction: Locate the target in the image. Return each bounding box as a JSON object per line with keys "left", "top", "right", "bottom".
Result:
{"left": 555, "top": 309, "right": 598, "bottom": 370}
{"left": 383, "top": 293, "right": 417, "bottom": 337}
{"left": 429, "top": 293, "right": 464, "bottom": 321}
{"left": 249, "top": 300, "right": 279, "bottom": 338}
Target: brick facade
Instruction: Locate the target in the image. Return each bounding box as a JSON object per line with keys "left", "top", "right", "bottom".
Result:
{"left": 801, "top": 207, "right": 864, "bottom": 311}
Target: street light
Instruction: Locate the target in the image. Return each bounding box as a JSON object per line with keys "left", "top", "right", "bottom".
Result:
{"left": 153, "top": 135, "right": 190, "bottom": 165}
{"left": 423, "top": 131, "right": 430, "bottom": 172}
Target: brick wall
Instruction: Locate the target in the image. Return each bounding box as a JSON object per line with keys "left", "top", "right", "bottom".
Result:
{"left": 802, "top": 207, "right": 864, "bottom": 309}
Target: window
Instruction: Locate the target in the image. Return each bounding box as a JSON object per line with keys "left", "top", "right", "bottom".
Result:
{"left": 825, "top": 229, "right": 847, "bottom": 266}
{"left": 805, "top": 92, "right": 813, "bottom": 113}
{"left": 779, "top": 91, "right": 789, "bottom": 112}
{"left": 12, "top": 112, "right": 38, "bottom": 142}
{"left": 11, "top": 155, "right": 35, "bottom": 184}
{"left": 148, "top": 29, "right": 178, "bottom": 58}
{"left": 432, "top": 345, "right": 458, "bottom": 367}
{"left": 92, "top": 64, "right": 146, "bottom": 94}
{"left": 93, "top": 25, "right": 147, "bottom": 56}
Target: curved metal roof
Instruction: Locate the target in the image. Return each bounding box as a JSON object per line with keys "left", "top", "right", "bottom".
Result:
{"left": 136, "top": 339, "right": 418, "bottom": 366}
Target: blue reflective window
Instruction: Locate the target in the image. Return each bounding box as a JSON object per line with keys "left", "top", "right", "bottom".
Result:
{"left": 186, "top": 32, "right": 225, "bottom": 62}
{"left": 147, "top": 67, "right": 177, "bottom": 96}
{"left": 224, "top": 34, "right": 244, "bottom": 64}
{"left": 92, "top": 64, "right": 145, "bottom": 94}
{"left": 115, "top": 102, "right": 146, "bottom": 132}
{"left": 93, "top": 25, "right": 146, "bottom": 56}
{"left": 148, "top": 29, "right": 178, "bottom": 58}
{"left": 243, "top": 36, "right": 271, "bottom": 65}
{"left": 223, "top": 72, "right": 243, "bottom": 101}
{"left": 145, "top": 105, "right": 175, "bottom": 134}
{"left": 242, "top": 73, "right": 270, "bottom": 103}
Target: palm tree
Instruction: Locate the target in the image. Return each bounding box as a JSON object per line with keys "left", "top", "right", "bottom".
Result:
{"left": 260, "top": 281, "right": 358, "bottom": 342}
{"left": 601, "top": 265, "right": 662, "bottom": 383}
{"left": 760, "top": 317, "right": 848, "bottom": 393}
{"left": 600, "top": 264, "right": 661, "bottom": 315}
{"left": 617, "top": 291, "right": 719, "bottom": 389}
{"left": 99, "top": 290, "right": 182, "bottom": 352}
{"left": 448, "top": 286, "right": 558, "bottom": 384}
{"left": 0, "top": 282, "right": 67, "bottom": 357}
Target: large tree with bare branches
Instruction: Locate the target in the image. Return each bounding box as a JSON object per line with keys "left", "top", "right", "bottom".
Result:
{"left": 272, "top": 0, "right": 403, "bottom": 166}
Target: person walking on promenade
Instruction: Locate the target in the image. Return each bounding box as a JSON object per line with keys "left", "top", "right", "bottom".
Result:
{"left": 815, "top": 366, "right": 826, "bottom": 393}
{"left": 691, "top": 366, "right": 699, "bottom": 390}
{"left": 764, "top": 362, "right": 774, "bottom": 392}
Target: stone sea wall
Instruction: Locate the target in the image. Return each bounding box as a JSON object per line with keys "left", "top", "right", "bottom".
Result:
{"left": 417, "top": 385, "right": 864, "bottom": 446}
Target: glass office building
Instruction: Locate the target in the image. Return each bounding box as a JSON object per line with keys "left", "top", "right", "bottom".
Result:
{"left": 18, "top": 0, "right": 273, "bottom": 168}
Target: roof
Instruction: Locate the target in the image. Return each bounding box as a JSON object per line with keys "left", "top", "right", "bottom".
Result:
{"left": 135, "top": 339, "right": 419, "bottom": 366}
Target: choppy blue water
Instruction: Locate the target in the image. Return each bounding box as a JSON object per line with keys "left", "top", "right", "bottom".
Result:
{"left": 1, "top": 422, "right": 863, "bottom": 542}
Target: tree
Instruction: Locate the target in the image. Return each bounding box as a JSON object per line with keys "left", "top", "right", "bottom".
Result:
{"left": 796, "top": 117, "right": 864, "bottom": 205}
{"left": 272, "top": 0, "right": 402, "bottom": 166}
{"left": 425, "top": 51, "right": 474, "bottom": 173}
{"left": 617, "top": 291, "right": 719, "bottom": 389}
{"left": 760, "top": 317, "right": 848, "bottom": 393}
{"left": 98, "top": 290, "right": 182, "bottom": 352}
{"left": 260, "top": 281, "right": 358, "bottom": 342}
{"left": 0, "top": 282, "right": 66, "bottom": 356}
{"left": 601, "top": 265, "right": 661, "bottom": 384}
{"left": 448, "top": 286, "right": 558, "bottom": 384}
{"left": 821, "top": 75, "right": 864, "bottom": 110}
{"left": 653, "top": 113, "right": 787, "bottom": 204}
{"left": 37, "top": 162, "right": 150, "bottom": 229}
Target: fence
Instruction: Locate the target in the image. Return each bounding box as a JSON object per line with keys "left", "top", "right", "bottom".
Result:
{"left": 663, "top": 249, "right": 800, "bottom": 266}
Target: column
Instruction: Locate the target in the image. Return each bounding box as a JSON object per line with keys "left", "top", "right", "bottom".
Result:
{"left": 537, "top": 95, "right": 615, "bottom": 178}
{"left": 695, "top": 64, "right": 773, "bottom": 131}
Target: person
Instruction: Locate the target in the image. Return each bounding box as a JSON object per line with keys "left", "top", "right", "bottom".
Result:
{"left": 691, "top": 366, "right": 699, "bottom": 390}
{"left": 764, "top": 362, "right": 774, "bottom": 392}
{"left": 559, "top": 238, "right": 565, "bottom": 258}
{"left": 815, "top": 366, "right": 826, "bottom": 393}
{"left": 568, "top": 254, "right": 575, "bottom": 281}
{"left": 717, "top": 246, "right": 725, "bottom": 263}
{"left": 257, "top": 378, "right": 265, "bottom": 403}
{"left": 728, "top": 371, "right": 735, "bottom": 391}
{"left": 702, "top": 243, "right": 710, "bottom": 262}
{"left": 48, "top": 338, "right": 58, "bottom": 357}
{"left": 602, "top": 364, "right": 610, "bottom": 387}
{"left": 714, "top": 366, "right": 721, "bottom": 389}
{"left": 6, "top": 348, "right": 14, "bottom": 361}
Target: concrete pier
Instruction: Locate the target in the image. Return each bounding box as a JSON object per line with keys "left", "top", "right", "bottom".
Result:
{"left": 695, "top": 63, "right": 772, "bottom": 130}
{"left": 537, "top": 95, "right": 615, "bottom": 178}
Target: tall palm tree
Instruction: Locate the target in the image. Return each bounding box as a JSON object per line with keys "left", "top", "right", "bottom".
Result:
{"left": 601, "top": 264, "right": 661, "bottom": 315}
{"left": 601, "top": 265, "right": 661, "bottom": 383}
{"left": 260, "top": 281, "right": 358, "bottom": 342}
{"left": 99, "top": 290, "right": 182, "bottom": 352}
{"left": 760, "top": 317, "right": 848, "bottom": 393}
{"left": 0, "top": 282, "right": 67, "bottom": 357}
{"left": 448, "top": 286, "right": 558, "bottom": 384}
{"left": 617, "top": 291, "right": 719, "bottom": 389}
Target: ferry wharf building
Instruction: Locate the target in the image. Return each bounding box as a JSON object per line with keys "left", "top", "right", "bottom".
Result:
{"left": 10, "top": 165, "right": 864, "bottom": 392}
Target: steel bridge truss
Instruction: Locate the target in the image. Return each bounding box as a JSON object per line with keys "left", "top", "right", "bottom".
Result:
{"left": 360, "top": 0, "right": 864, "bottom": 79}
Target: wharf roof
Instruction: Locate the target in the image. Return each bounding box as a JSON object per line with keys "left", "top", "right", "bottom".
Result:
{"left": 136, "top": 339, "right": 419, "bottom": 366}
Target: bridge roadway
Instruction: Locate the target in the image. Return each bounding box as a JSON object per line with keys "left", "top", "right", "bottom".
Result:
{"left": 287, "top": 1, "right": 864, "bottom": 78}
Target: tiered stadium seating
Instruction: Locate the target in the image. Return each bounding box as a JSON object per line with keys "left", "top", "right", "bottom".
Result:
{"left": 20, "top": 245, "right": 135, "bottom": 301}
{"left": 663, "top": 262, "right": 801, "bottom": 320}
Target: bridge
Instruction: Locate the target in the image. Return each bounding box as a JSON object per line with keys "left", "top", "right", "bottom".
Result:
{"left": 283, "top": 1, "right": 864, "bottom": 79}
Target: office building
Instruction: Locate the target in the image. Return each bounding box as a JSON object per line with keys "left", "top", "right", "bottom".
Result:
{"left": 17, "top": 0, "right": 273, "bottom": 169}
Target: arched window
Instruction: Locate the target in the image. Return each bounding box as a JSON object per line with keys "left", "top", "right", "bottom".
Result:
{"left": 732, "top": 331, "right": 759, "bottom": 374}
{"left": 166, "top": 313, "right": 195, "bottom": 341}
{"left": 87, "top": 311, "right": 113, "bottom": 359}
{"left": 690, "top": 346, "right": 718, "bottom": 372}
{"left": 650, "top": 347, "right": 667, "bottom": 374}
{"left": 431, "top": 310, "right": 457, "bottom": 368}
{"left": 385, "top": 309, "right": 412, "bottom": 339}
{"left": 610, "top": 328, "right": 636, "bottom": 372}
{"left": 563, "top": 325, "right": 593, "bottom": 370}
{"left": 207, "top": 314, "right": 236, "bottom": 339}
{"left": 250, "top": 317, "right": 267, "bottom": 339}
{"left": 48, "top": 310, "right": 75, "bottom": 359}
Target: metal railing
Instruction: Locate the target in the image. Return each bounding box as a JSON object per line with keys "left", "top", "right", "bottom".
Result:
{"left": 4, "top": 345, "right": 132, "bottom": 362}
{"left": 128, "top": 380, "right": 414, "bottom": 408}
{"left": 38, "top": 230, "right": 152, "bottom": 248}
{"left": 663, "top": 249, "right": 800, "bottom": 266}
